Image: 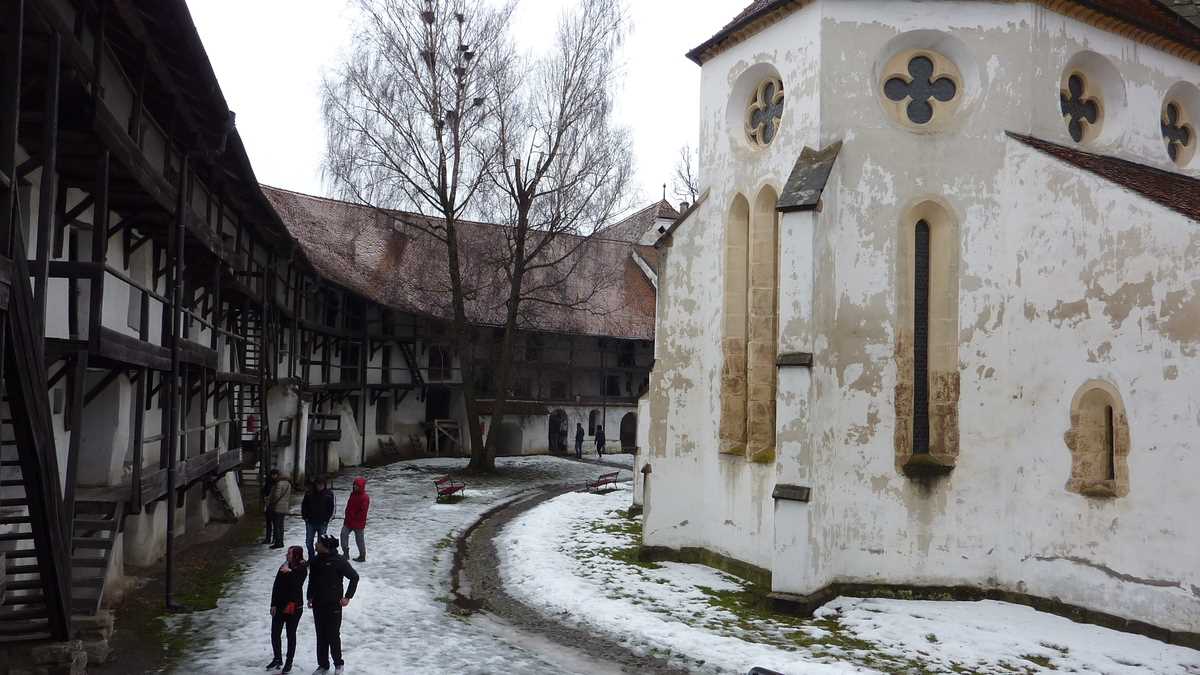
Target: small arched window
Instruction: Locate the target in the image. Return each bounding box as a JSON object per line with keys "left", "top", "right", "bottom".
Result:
{"left": 1066, "top": 382, "right": 1130, "bottom": 497}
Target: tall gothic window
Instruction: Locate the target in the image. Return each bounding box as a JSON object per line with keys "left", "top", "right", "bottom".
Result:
{"left": 896, "top": 205, "right": 959, "bottom": 476}
{"left": 719, "top": 196, "right": 750, "bottom": 456}
{"left": 912, "top": 220, "right": 931, "bottom": 454}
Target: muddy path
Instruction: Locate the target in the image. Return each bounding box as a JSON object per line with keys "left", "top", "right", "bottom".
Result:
{"left": 451, "top": 483, "right": 695, "bottom": 674}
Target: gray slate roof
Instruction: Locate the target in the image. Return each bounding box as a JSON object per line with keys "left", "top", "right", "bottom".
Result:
{"left": 1166, "top": 0, "right": 1200, "bottom": 26}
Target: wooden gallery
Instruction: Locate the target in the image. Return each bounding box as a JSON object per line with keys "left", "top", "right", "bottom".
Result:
{"left": 0, "top": 0, "right": 660, "bottom": 658}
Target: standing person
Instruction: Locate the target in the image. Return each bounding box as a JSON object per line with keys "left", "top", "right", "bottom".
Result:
{"left": 574, "top": 423, "right": 585, "bottom": 459}
{"left": 307, "top": 535, "right": 359, "bottom": 673}
{"left": 301, "top": 479, "right": 334, "bottom": 560}
{"left": 595, "top": 425, "right": 606, "bottom": 457}
{"left": 266, "top": 545, "right": 307, "bottom": 673}
{"left": 340, "top": 478, "right": 369, "bottom": 562}
{"left": 266, "top": 470, "right": 292, "bottom": 549}
{"left": 260, "top": 468, "right": 276, "bottom": 545}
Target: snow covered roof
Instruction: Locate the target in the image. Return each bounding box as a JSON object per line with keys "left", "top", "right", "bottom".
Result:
{"left": 262, "top": 186, "right": 657, "bottom": 341}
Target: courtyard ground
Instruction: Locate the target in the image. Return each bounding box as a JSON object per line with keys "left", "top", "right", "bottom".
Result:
{"left": 169, "top": 456, "right": 629, "bottom": 674}
{"left": 498, "top": 485, "right": 1200, "bottom": 675}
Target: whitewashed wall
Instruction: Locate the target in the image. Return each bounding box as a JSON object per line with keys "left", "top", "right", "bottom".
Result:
{"left": 646, "top": 0, "right": 1200, "bottom": 634}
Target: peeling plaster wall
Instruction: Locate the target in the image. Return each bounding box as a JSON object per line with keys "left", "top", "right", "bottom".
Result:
{"left": 648, "top": 0, "right": 1200, "bottom": 634}
{"left": 644, "top": 4, "right": 823, "bottom": 570}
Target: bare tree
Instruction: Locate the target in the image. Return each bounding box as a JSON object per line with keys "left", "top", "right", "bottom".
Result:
{"left": 322, "top": 0, "right": 515, "bottom": 468}
{"left": 472, "top": 0, "right": 633, "bottom": 471}
{"left": 671, "top": 143, "right": 699, "bottom": 205}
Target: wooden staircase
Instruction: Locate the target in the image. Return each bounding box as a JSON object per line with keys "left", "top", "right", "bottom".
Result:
{"left": 68, "top": 500, "right": 121, "bottom": 616}
{"left": 0, "top": 409, "right": 54, "bottom": 643}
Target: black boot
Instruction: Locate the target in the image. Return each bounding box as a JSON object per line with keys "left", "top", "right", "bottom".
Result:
{"left": 281, "top": 659, "right": 293, "bottom": 673}
{"left": 266, "top": 657, "right": 282, "bottom": 670}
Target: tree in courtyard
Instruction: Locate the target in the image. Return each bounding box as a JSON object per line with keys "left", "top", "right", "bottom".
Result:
{"left": 322, "top": 0, "right": 514, "bottom": 468}
{"left": 478, "top": 0, "right": 633, "bottom": 471}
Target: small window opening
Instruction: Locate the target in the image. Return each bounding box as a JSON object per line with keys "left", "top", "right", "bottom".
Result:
{"left": 913, "top": 219, "right": 931, "bottom": 454}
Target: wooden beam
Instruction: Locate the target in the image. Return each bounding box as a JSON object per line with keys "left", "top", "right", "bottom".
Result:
{"left": 63, "top": 350, "right": 88, "bottom": 554}
{"left": 33, "top": 31, "right": 60, "bottom": 345}
{"left": 131, "top": 366, "right": 146, "bottom": 512}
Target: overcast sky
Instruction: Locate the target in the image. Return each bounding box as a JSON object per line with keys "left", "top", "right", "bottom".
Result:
{"left": 185, "top": 0, "right": 745, "bottom": 213}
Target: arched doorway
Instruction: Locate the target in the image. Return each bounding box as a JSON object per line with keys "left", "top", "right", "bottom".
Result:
{"left": 549, "top": 409, "right": 567, "bottom": 454}
{"left": 620, "top": 412, "right": 637, "bottom": 451}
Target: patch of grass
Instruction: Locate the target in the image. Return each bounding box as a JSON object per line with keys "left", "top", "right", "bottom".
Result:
{"left": 1020, "top": 653, "right": 1056, "bottom": 669}
{"left": 926, "top": 632, "right": 939, "bottom": 643}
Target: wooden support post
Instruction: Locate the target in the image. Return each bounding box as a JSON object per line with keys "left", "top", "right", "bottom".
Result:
{"left": 34, "top": 32, "right": 61, "bottom": 345}
{"left": 360, "top": 312, "right": 368, "bottom": 465}
{"left": 89, "top": 151, "right": 109, "bottom": 349}
{"left": 164, "top": 154, "right": 188, "bottom": 610}
{"left": 63, "top": 351, "right": 88, "bottom": 545}
{"left": 131, "top": 366, "right": 145, "bottom": 512}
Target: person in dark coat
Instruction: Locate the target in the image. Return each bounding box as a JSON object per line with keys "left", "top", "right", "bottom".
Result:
{"left": 301, "top": 479, "right": 335, "bottom": 560}
{"left": 340, "top": 477, "right": 370, "bottom": 562}
{"left": 307, "top": 535, "right": 359, "bottom": 673}
{"left": 574, "top": 423, "right": 585, "bottom": 459}
{"left": 260, "top": 470, "right": 276, "bottom": 545}
{"left": 266, "top": 546, "right": 307, "bottom": 673}
{"left": 595, "top": 425, "right": 606, "bottom": 457}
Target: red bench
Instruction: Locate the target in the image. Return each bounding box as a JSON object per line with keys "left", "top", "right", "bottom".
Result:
{"left": 434, "top": 475, "right": 467, "bottom": 501}
{"left": 584, "top": 471, "right": 620, "bottom": 493}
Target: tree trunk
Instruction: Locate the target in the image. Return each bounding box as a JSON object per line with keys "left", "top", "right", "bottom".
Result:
{"left": 481, "top": 197, "right": 529, "bottom": 467}
{"left": 445, "top": 222, "right": 488, "bottom": 473}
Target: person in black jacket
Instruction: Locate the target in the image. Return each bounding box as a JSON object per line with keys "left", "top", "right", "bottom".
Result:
{"left": 300, "top": 479, "right": 335, "bottom": 560}
{"left": 595, "top": 425, "right": 606, "bottom": 457}
{"left": 574, "top": 423, "right": 585, "bottom": 459}
{"left": 307, "top": 535, "right": 359, "bottom": 672}
{"left": 266, "top": 546, "right": 307, "bottom": 673}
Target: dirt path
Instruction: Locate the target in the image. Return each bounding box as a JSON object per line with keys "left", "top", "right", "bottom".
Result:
{"left": 451, "top": 483, "right": 695, "bottom": 675}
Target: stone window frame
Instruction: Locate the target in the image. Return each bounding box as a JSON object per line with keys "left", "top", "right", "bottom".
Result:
{"left": 879, "top": 49, "right": 964, "bottom": 132}
{"left": 894, "top": 200, "right": 960, "bottom": 477}
{"left": 1064, "top": 380, "right": 1130, "bottom": 498}
{"left": 745, "top": 76, "right": 785, "bottom": 147}
{"left": 1161, "top": 98, "right": 1196, "bottom": 168}
{"left": 719, "top": 187, "right": 780, "bottom": 463}
{"left": 1059, "top": 70, "right": 1105, "bottom": 145}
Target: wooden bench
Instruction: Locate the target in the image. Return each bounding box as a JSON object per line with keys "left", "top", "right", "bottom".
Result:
{"left": 584, "top": 471, "right": 620, "bottom": 493}
{"left": 434, "top": 475, "right": 467, "bottom": 502}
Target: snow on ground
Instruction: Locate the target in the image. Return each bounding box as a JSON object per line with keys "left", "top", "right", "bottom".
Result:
{"left": 498, "top": 486, "right": 1200, "bottom": 675}
{"left": 171, "top": 456, "right": 626, "bottom": 674}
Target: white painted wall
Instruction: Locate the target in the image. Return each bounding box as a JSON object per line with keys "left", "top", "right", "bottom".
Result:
{"left": 646, "top": 0, "right": 1200, "bottom": 634}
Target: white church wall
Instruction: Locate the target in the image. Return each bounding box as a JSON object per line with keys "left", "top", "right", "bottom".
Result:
{"left": 648, "top": 0, "right": 1200, "bottom": 634}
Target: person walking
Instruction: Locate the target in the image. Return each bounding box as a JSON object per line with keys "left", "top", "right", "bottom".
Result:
{"left": 595, "top": 425, "right": 606, "bottom": 457}
{"left": 260, "top": 469, "right": 276, "bottom": 545}
{"left": 301, "top": 479, "right": 334, "bottom": 560}
{"left": 307, "top": 535, "right": 359, "bottom": 673}
{"left": 574, "top": 423, "right": 585, "bottom": 459}
{"left": 266, "top": 545, "right": 307, "bottom": 673}
{"left": 266, "top": 470, "right": 291, "bottom": 549}
{"left": 340, "top": 477, "right": 370, "bottom": 562}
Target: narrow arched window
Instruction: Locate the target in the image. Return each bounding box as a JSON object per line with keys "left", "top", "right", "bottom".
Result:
{"left": 912, "top": 219, "right": 931, "bottom": 455}
{"left": 1104, "top": 404, "right": 1116, "bottom": 481}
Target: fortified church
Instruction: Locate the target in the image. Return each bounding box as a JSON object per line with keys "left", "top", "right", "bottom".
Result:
{"left": 641, "top": 0, "right": 1200, "bottom": 642}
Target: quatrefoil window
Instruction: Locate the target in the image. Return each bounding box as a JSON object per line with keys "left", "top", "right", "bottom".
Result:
{"left": 884, "top": 56, "right": 957, "bottom": 125}
{"left": 1060, "top": 73, "right": 1102, "bottom": 144}
{"left": 1162, "top": 101, "right": 1194, "bottom": 166}
{"left": 746, "top": 78, "right": 784, "bottom": 146}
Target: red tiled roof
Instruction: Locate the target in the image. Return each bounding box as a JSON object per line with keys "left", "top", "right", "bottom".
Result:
{"left": 688, "top": 0, "right": 1200, "bottom": 65}
{"left": 1007, "top": 132, "right": 1200, "bottom": 222}
{"left": 597, "top": 200, "right": 681, "bottom": 243}
{"left": 261, "top": 186, "right": 657, "bottom": 341}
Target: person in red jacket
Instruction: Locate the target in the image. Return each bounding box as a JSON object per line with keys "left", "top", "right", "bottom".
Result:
{"left": 340, "top": 477, "right": 370, "bottom": 562}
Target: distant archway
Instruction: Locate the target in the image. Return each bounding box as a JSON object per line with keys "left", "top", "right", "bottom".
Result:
{"left": 619, "top": 412, "right": 637, "bottom": 451}
{"left": 549, "top": 409, "right": 567, "bottom": 453}
{"left": 588, "top": 409, "right": 600, "bottom": 435}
